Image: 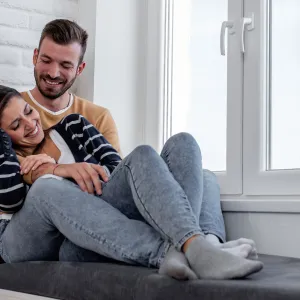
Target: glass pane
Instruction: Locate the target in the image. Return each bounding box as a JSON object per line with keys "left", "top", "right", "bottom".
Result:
{"left": 171, "top": 0, "right": 227, "bottom": 171}
{"left": 269, "top": 0, "right": 300, "bottom": 170}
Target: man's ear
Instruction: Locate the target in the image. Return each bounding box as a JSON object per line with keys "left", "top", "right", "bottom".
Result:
{"left": 76, "top": 62, "right": 86, "bottom": 76}
{"left": 33, "top": 48, "right": 39, "bottom": 66}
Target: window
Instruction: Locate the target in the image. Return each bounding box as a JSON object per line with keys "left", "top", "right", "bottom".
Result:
{"left": 145, "top": 0, "right": 300, "bottom": 197}
{"left": 243, "top": 0, "right": 300, "bottom": 195}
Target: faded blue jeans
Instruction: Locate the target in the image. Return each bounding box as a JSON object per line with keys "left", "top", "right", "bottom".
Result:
{"left": 0, "top": 133, "right": 225, "bottom": 267}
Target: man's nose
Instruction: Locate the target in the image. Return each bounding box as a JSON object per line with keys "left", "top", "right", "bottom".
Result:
{"left": 47, "top": 63, "right": 60, "bottom": 79}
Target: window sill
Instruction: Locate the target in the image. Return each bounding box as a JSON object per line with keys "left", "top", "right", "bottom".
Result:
{"left": 221, "top": 197, "right": 300, "bottom": 213}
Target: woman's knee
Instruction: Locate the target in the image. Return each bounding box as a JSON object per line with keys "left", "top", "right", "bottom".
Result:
{"left": 131, "top": 145, "right": 157, "bottom": 159}
{"left": 163, "top": 132, "right": 201, "bottom": 156}
{"left": 124, "top": 145, "right": 160, "bottom": 167}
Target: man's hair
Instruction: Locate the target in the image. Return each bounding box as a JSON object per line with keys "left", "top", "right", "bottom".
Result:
{"left": 39, "top": 19, "right": 88, "bottom": 64}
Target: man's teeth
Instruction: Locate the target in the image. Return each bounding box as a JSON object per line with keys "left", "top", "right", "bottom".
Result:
{"left": 45, "top": 80, "right": 60, "bottom": 85}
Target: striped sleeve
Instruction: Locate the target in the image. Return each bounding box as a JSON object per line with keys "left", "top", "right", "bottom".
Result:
{"left": 55, "top": 114, "right": 122, "bottom": 175}
{"left": 0, "top": 129, "right": 26, "bottom": 213}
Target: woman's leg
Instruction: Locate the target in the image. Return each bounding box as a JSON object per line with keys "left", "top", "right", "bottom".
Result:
{"left": 100, "top": 145, "right": 202, "bottom": 249}
{"left": 160, "top": 133, "right": 257, "bottom": 258}
{"left": 0, "top": 178, "right": 169, "bottom": 268}
{"left": 98, "top": 145, "right": 263, "bottom": 279}
{"left": 160, "top": 132, "right": 225, "bottom": 242}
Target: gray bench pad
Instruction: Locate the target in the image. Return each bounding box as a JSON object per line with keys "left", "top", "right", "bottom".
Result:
{"left": 0, "top": 254, "right": 299, "bottom": 300}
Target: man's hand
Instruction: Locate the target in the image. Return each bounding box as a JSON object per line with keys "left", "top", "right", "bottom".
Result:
{"left": 54, "top": 163, "right": 109, "bottom": 195}
{"left": 20, "top": 154, "right": 56, "bottom": 175}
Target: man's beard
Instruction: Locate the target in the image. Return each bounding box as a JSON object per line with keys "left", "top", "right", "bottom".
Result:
{"left": 34, "top": 69, "right": 77, "bottom": 100}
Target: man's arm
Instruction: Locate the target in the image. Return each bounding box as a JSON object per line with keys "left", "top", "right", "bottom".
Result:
{"left": 0, "top": 129, "right": 26, "bottom": 213}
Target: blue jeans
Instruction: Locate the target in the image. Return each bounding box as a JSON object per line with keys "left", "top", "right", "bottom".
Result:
{"left": 60, "top": 133, "right": 225, "bottom": 262}
{"left": 0, "top": 133, "right": 225, "bottom": 267}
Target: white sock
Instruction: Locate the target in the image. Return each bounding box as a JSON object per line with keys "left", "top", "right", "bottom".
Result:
{"left": 206, "top": 235, "right": 258, "bottom": 260}
{"left": 205, "top": 233, "right": 221, "bottom": 245}
{"left": 185, "top": 236, "right": 263, "bottom": 279}
{"left": 159, "top": 247, "right": 197, "bottom": 280}
{"left": 221, "top": 237, "right": 256, "bottom": 249}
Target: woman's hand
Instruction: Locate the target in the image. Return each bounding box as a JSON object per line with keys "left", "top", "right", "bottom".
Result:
{"left": 20, "top": 154, "right": 56, "bottom": 175}
{"left": 53, "top": 163, "right": 109, "bottom": 195}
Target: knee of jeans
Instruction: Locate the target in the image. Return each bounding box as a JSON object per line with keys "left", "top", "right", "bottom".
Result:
{"left": 168, "top": 132, "right": 199, "bottom": 149}
{"left": 27, "top": 178, "right": 65, "bottom": 203}
{"left": 130, "top": 145, "right": 158, "bottom": 161}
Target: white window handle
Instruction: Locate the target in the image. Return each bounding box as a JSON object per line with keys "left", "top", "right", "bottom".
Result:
{"left": 220, "top": 21, "right": 234, "bottom": 56}
{"left": 241, "top": 14, "right": 255, "bottom": 53}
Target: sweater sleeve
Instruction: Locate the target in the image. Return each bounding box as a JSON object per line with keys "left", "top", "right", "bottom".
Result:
{"left": 95, "top": 109, "right": 122, "bottom": 157}
{"left": 55, "top": 114, "right": 122, "bottom": 176}
{"left": 0, "top": 129, "right": 26, "bottom": 213}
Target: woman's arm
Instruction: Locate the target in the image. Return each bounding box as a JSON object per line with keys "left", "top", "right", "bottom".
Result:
{"left": 56, "top": 114, "right": 122, "bottom": 176}
{"left": 31, "top": 162, "right": 108, "bottom": 195}
{"left": 0, "top": 129, "right": 26, "bottom": 213}
{"left": 18, "top": 154, "right": 56, "bottom": 185}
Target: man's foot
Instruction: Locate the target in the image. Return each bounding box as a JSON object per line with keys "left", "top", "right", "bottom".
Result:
{"left": 206, "top": 235, "right": 258, "bottom": 260}
{"left": 220, "top": 238, "right": 258, "bottom": 260}
{"left": 221, "top": 244, "right": 258, "bottom": 259}
{"left": 159, "top": 247, "right": 197, "bottom": 280}
{"left": 185, "top": 236, "right": 263, "bottom": 279}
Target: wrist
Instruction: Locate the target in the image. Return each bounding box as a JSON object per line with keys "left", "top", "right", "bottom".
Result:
{"left": 52, "top": 164, "right": 61, "bottom": 176}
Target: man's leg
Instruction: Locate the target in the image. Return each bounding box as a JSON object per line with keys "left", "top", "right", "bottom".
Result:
{"left": 0, "top": 178, "right": 169, "bottom": 268}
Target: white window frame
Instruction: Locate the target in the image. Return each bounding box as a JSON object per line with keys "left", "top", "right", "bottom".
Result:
{"left": 144, "top": 0, "right": 244, "bottom": 195}
{"left": 243, "top": 0, "right": 300, "bottom": 195}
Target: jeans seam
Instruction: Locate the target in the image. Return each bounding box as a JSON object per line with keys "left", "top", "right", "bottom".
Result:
{"left": 123, "top": 163, "right": 173, "bottom": 242}
{"left": 33, "top": 196, "right": 139, "bottom": 263}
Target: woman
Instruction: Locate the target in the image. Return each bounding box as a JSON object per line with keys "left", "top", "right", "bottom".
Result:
{"left": 0, "top": 85, "right": 263, "bottom": 280}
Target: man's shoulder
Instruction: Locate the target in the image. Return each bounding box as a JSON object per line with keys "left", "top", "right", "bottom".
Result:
{"left": 20, "top": 91, "right": 30, "bottom": 100}
{"left": 73, "top": 95, "right": 109, "bottom": 115}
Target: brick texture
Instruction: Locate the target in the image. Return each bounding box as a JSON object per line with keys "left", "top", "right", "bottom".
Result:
{"left": 0, "top": 0, "right": 78, "bottom": 91}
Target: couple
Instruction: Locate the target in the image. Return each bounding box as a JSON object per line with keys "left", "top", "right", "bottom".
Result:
{"left": 0, "top": 19, "right": 263, "bottom": 280}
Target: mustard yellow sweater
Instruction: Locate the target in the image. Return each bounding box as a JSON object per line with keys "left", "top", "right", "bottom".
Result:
{"left": 21, "top": 91, "right": 121, "bottom": 154}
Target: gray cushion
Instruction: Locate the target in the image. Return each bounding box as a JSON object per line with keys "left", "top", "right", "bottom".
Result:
{"left": 0, "top": 254, "right": 299, "bottom": 300}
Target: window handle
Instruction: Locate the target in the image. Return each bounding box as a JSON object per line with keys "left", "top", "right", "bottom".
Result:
{"left": 220, "top": 21, "right": 234, "bottom": 56}
{"left": 241, "top": 14, "right": 255, "bottom": 53}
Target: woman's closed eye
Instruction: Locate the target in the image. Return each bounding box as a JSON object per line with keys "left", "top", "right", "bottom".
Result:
{"left": 12, "top": 107, "right": 33, "bottom": 131}
{"left": 25, "top": 108, "right": 33, "bottom": 115}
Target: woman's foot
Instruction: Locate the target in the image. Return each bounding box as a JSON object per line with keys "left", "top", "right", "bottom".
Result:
{"left": 185, "top": 236, "right": 263, "bottom": 279}
{"left": 158, "top": 247, "right": 197, "bottom": 280}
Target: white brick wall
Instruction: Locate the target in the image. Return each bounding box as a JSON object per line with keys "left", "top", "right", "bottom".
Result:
{"left": 0, "top": 0, "right": 78, "bottom": 91}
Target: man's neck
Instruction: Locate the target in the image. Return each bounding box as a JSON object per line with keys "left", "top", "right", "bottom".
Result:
{"left": 30, "top": 87, "right": 70, "bottom": 112}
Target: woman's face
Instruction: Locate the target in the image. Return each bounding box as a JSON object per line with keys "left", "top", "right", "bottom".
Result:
{"left": 1, "top": 96, "right": 44, "bottom": 147}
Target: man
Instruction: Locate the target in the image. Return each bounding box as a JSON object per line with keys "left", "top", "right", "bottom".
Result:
{"left": 21, "top": 19, "right": 121, "bottom": 154}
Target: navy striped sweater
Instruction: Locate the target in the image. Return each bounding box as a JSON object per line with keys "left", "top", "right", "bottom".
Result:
{"left": 0, "top": 114, "right": 121, "bottom": 213}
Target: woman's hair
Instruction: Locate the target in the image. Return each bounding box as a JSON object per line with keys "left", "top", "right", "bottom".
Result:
{"left": 0, "top": 85, "right": 21, "bottom": 124}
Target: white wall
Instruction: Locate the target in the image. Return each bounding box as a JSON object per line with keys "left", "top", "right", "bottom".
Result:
{"left": 223, "top": 212, "right": 300, "bottom": 258}
{"left": 0, "top": 0, "right": 79, "bottom": 92}
{"left": 76, "top": 0, "right": 148, "bottom": 156}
